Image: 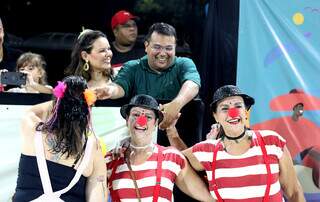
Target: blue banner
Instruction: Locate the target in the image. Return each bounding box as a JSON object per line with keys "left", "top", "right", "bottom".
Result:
{"left": 238, "top": 0, "right": 320, "bottom": 199}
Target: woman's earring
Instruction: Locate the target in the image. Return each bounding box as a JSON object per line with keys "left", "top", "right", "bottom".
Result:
{"left": 83, "top": 60, "right": 89, "bottom": 71}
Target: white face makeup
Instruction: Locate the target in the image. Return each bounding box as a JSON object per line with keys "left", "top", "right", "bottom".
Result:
{"left": 214, "top": 96, "right": 247, "bottom": 136}
{"left": 127, "top": 107, "right": 157, "bottom": 145}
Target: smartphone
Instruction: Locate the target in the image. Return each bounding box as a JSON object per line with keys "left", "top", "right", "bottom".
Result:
{"left": 0, "top": 72, "right": 27, "bottom": 86}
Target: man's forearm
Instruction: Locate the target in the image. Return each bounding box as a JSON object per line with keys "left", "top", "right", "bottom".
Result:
{"left": 109, "top": 83, "right": 125, "bottom": 99}
{"left": 173, "top": 80, "right": 199, "bottom": 109}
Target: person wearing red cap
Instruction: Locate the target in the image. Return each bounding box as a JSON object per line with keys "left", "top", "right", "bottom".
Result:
{"left": 110, "top": 10, "right": 145, "bottom": 74}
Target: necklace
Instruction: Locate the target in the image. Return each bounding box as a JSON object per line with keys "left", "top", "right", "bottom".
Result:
{"left": 130, "top": 142, "right": 154, "bottom": 150}
{"left": 222, "top": 129, "right": 248, "bottom": 152}
{"left": 224, "top": 128, "right": 247, "bottom": 143}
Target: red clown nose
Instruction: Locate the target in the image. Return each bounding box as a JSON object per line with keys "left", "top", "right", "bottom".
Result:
{"left": 228, "top": 108, "right": 239, "bottom": 118}
{"left": 136, "top": 115, "right": 147, "bottom": 126}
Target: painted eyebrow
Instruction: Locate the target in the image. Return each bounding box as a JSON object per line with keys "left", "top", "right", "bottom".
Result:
{"left": 219, "top": 101, "right": 244, "bottom": 107}
{"left": 130, "top": 109, "right": 154, "bottom": 116}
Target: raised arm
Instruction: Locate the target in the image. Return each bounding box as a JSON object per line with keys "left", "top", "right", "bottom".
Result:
{"left": 166, "top": 126, "right": 188, "bottom": 151}
{"left": 164, "top": 112, "right": 188, "bottom": 151}
{"left": 20, "top": 106, "right": 43, "bottom": 155}
{"left": 86, "top": 139, "right": 108, "bottom": 202}
{"left": 159, "top": 80, "right": 199, "bottom": 129}
{"left": 27, "top": 82, "right": 53, "bottom": 94}
{"left": 27, "top": 101, "right": 53, "bottom": 120}
{"left": 175, "top": 157, "right": 214, "bottom": 202}
{"left": 182, "top": 147, "right": 205, "bottom": 171}
{"left": 279, "top": 146, "right": 305, "bottom": 202}
{"left": 20, "top": 70, "right": 53, "bottom": 94}
{"left": 94, "top": 83, "right": 125, "bottom": 100}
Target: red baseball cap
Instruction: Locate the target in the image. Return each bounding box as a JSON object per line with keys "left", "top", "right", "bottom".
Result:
{"left": 111, "top": 10, "right": 138, "bottom": 30}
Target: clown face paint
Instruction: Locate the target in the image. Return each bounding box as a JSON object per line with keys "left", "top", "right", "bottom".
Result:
{"left": 214, "top": 96, "right": 247, "bottom": 135}
{"left": 127, "top": 107, "right": 157, "bottom": 145}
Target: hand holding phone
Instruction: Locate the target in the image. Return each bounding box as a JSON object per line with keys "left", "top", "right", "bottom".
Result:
{"left": 0, "top": 71, "right": 27, "bottom": 86}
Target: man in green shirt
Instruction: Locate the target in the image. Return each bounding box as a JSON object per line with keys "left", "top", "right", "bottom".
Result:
{"left": 96, "top": 22, "right": 201, "bottom": 129}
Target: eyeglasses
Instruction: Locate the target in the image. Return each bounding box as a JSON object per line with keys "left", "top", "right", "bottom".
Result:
{"left": 150, "top": 44, "right": 175, "bottom": 52}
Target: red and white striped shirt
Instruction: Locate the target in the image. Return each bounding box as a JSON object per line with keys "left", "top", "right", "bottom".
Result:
{"left": 106, "top": 145, "right": 186, "bottom": 202}
{"left": 192, "top": 130, "right": 286, "bottom": 202}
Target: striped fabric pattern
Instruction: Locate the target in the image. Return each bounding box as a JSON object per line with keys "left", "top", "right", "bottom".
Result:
{"left": 192, "top": 130, "right": 286, "bottom": 201}
{"left": 106, "top": 145, "right": 186, "bottom": 202}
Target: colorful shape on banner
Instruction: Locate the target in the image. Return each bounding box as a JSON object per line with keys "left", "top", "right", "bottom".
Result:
{"left": 270, "top": 89, "right": 320, "bottom": 111}
{"left": 264, "top": 32, "right": 312, "bottom": 66}
{"left": 238, "top": 0, "right": 320, "bottom": 198}
{"left": 293, "top": 12, "right": 304, "bottom": 25}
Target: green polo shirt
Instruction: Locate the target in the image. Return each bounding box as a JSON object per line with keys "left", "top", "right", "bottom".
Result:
{"left": 114, "top": 56, "right": 201, "bottom": 100}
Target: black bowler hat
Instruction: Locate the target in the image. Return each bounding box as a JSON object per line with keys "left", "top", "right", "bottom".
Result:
{"left": 210, "top": 85, "right": 255, "bottom": 111}
{"left": 120, "top": 94, "right": 163, "bottom": 122}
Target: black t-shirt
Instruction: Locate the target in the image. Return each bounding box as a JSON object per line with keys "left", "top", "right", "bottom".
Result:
{"left": 110, "top": 42, "right": 145, "bottom": 67}
{"left": 0, "top": 44, "right": 23, "bottom": 72}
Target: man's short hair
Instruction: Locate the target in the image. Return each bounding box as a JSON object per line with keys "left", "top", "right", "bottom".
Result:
{"left": 145, "top": 22, "right": 177, "bottom": 43}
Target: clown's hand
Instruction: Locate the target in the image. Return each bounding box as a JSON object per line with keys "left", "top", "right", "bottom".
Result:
{"left": 206, "top": 123, "right": 220, "bottom": 140}
{"left": 159, "top": 100, "right": 182, "bottom": 130}
{"left": 166, "top": 112, "right": 181, "bottom": 132}
{"left": 111, "top": 137, "right": 130, "bottom": 160}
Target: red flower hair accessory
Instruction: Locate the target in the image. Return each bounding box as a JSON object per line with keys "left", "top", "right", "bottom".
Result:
{"left": 84, "top": 89, "right": 97, "bottom": 106}
{"left": 53, "top": 81, "right": 67, "bottom": 99}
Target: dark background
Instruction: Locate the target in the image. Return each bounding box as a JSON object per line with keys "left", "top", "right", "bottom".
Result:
{"left": 1, "top": 0, "right": 240, "bottom": 201}
{"left": 1, "top": 0, "right": 240, "bottom": 140}
{"left": 1, "top": 0, "right": 239, "bottom": 147}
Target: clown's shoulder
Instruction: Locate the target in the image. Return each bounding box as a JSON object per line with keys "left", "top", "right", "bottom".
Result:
{"left": 252, "top": 129, "right": 286, "bottom": 143}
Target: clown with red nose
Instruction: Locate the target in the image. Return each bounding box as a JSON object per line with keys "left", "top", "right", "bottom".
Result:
{"left": 119, "top": 94, "right": 163, "bottom": 152}
{"left": 177, "top": 85, "right": 305, "bottom": 201}
{"left": 210, "top": 85, "right": 254, "bottom": 143}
